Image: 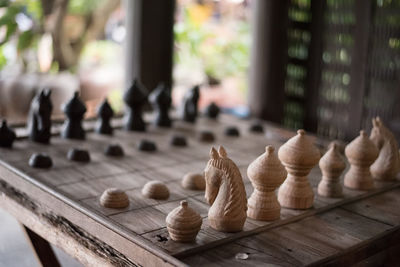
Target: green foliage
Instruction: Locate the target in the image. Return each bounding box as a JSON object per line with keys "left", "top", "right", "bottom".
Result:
{"left": 68, "top": 0, "right": 104, "bottom": 15}
{"left": 174, "top": 6, "right": 251, "bottom": 84}
{"left": 0, "top": 46, "right": 7, "bottom": 68}
{"left": 17, "top": 30, "right": 34, "bottom": 51}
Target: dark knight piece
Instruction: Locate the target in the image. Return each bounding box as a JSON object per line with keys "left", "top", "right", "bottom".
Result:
{"left": 28, "top": 89, "right": 53, "bottom": 144}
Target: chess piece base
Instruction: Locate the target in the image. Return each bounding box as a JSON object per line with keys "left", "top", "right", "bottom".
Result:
{"left": 247, "top": 190, "right": 280, "bottom": 221}
{"left": 278, "top": 175, "right": 314, "bottom": 209}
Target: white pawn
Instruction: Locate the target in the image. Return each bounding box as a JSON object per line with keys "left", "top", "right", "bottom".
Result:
{"left": 344, "top": 130, "right": 378, "bottom": 190}
{"left": 247, "top": 146, "right": 287, "bottom": 221}
{"left": 318, "top": 142, "right": 346, "bottom": 198}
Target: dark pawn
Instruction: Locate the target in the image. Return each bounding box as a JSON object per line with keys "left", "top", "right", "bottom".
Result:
{"left": 96, "top": 99, "right": 114, "bottom": 135}
{"left": 198, "top": 131, "right": 215, "bottom": 142}
{"left": 225, "top": 126, "right": 240, "bottom": 137}
{"left": 170, "top": 135, "right": 187, "bottom": 147}
{"left": 249, "top": 122, "right": 264, "bottom": 133}
{"left": 0, "top": 120, "right": 16, "bottom": 148}
{"left": 149, "top": 83, "right": 172, "bottom": 127}
{"left": 61, "top": 92, "right": 87, "bottom": 140}
{"left": 28, "top": 89, "right": 53, "bottom": 144}
{"left": 29, "top": 153, "right": 52, "bottom": 168}
{"left": 67, "top": 148, "right": 90, "bottom": 162}
{"left": 181, "top": 85, "right": 200, "bottom": 123}
{"left": 105, "top": 144, "right": 124, "bottom": 157}
{"left": 124, "top": 79, "right": 147, "bottom": 131}
{"left": 204, "top": 102, "right": 220, "bottom": 119}
{"left": 138, "top": 140, "right": 157, "bottom": 152}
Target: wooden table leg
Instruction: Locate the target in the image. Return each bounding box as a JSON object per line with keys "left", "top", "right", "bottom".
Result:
{"left": 20, "top": 224, "right": 61, "bottom": 267}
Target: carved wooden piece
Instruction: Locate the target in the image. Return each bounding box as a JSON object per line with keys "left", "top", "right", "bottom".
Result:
{"left": 28, "top": 89, "right": 53, "bottom": 144}
{"left": 344, "top": 130, "right": 379, "bottom": 191}
{"left": 204, "top": 146, "right": 247, "bottom": 232}
{"left": 370, "top": 117, "right": 400, "bottom": 181}
{"left": 278, "top": 130, "right": 320, "bottom": 209}
{"left": 181, "top": 172, "right": 205, "bottom": 190}
{"left": 100, "top": 188, "right": 130, "bottom": 209}
{"left": 142, "top": 181, "right": 170, "bottom": 200}
{"left": 247, "top": 145, "right": 287, "bottom": 221}
{"left": 166, "top": 200, "right": 202, "bottom": 242}
{"left": 318, "top": 142, "right": 346, "bottom": 198}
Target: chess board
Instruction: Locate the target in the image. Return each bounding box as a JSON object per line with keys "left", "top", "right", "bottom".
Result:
{"left": 1, "top": 114, "right": 399, "bottom": 266}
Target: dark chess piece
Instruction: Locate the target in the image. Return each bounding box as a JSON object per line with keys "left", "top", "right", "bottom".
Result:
{"left": 181, "top": 85, "right": 200, "bottom": 123}
{"left": 96, "top": 99, "right": 114, "bottom": 135}
{"left": 61, "top": 92, "right": 87, "bottom": 140}
{"left": 29, "top": 153, "right": 53, "bottom": 168}
{"left": 170, "top": 135, "right": 188, "bottom": 147}
{"left": 0, "top": 120, "right": 16, "bottom": 148}
{"left": 138, "top": 139, "right": 157, "bottom": 152}
{"left": 149, "top": 83, "right": 172, "bottom": 127}
{"left": 105, "top": 144, "right": 124, "bottom": 157}
{"left": 204, "top": 102, "right": 220, "bottom": 119}
{"left": 225, "top": 126, "right": 240, "bottom": 137}
{"left": 28, "top": 89, "right": 53, "bottom": 144}
{"left": 67, "top": 148, "right": 91, "bottom": 162}
{"left": 124, "top": 79, "right": 148, "bottom": 131}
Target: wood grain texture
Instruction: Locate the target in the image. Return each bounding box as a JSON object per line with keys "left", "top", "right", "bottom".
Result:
{"left": 1, "top": 115, "right": 400, "bottom": 266}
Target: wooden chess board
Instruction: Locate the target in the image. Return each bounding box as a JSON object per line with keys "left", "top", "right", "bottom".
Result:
{"left": 1, "top": 114, "right": 399, "bottom": 266}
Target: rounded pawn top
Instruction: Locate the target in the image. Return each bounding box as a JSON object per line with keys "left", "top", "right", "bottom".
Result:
{"left": 297, "top": 129, "right": 305, "bottom": 136}
{"left": 180, "top": 200, "right": 188, "bottom": 208}
{"left": 278, "top": 129, "right": 320, "bottom": 167}
{"left": 166, "top": 200, "right": 202, "bottom": 242}
{"left": 345, "top": 129, "right": 378, "bottom": 163}
{"left": 266, "top": 145, "right": 274, "bottom": 154}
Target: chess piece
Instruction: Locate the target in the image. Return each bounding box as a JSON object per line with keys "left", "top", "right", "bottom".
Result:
{"left": 204, "top": 146, "right": 247, "bottom": 232}
{"left": 100, "top": 188, "right": 130, "bottom": 209}
{"left": 0, "top": 120, "right": 16, "bottom": 148}
{"left": 198, "top": 131, "right": 215, "bottom": 142}
{"left": 138, "top": 140, "right": 157, "bottom": 152}
{"left": 28, "top": 89, "right": 53, "bottom": 144}
{"left": 318, "top": 142, "right": 346, "bottom": 198}
{"left": 124, "top": 79, "right": 147, "bottom": 131}
{"left": 247, "top": 146, "right": 287, "bottom": 221}
{"left": 29, "top": 153, "right": 53, "bottom": 168}
{"left": 370, "top": 117, "right": 400, "bottom": 181}
{"left": 142, "top": 181, "right": 170, "bottom": 199}
{"left": 61, "top": 92, "right": 87, "bottom": 140}
{"left": 344, "top": 130, "right": 378, "bottom": 190}
{"left": 166, "top": 200, "right": 202, "bottom": 242}
{"left": 204, "top": 102, "right": 220, "bottom": 119}
{"left": 67, "top": 148, "right": 90, "bottom": 162}
{"left": 225, "top": 126, "right": 240, "bottom": 137}
{"left": 278, "top": 130, "right": 320, "bottom": 209}
{"left": 149, "top": 83, "right": 172, "bottom": 127}
{"left": 249, "top": 122, "right": 264, "bottom": 133}
{"left": 170, "top": 135, "right": 187, "bottom": 147}
{"left": 182, "top": 172, "right": 205, "bottom": 190}
{"left": 96, "top": 99, "right": 114, "bottom": 135}
{"left": 105, "top": 144, "right": 124, "bottom": 157}
{"left": 181, "top": 85, "right": 200, "bottom": 123}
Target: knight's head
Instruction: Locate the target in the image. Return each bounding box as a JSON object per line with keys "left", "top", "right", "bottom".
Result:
{"left": 37, "top": 89, "right": 53, "bottom": 115}
{"left": 370, "top": 117, "right": 384, "bottom": 149}
{"left": 204, "top": 146, "right": 227, "bottom": 205}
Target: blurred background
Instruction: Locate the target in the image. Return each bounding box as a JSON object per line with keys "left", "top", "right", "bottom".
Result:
{"left": 0, "top": 0, "right": 398, "bottom": 140}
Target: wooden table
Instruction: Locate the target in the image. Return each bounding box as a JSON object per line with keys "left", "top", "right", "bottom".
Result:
{"left": 0, "top": 115, "right": 399, "bottom": 266}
